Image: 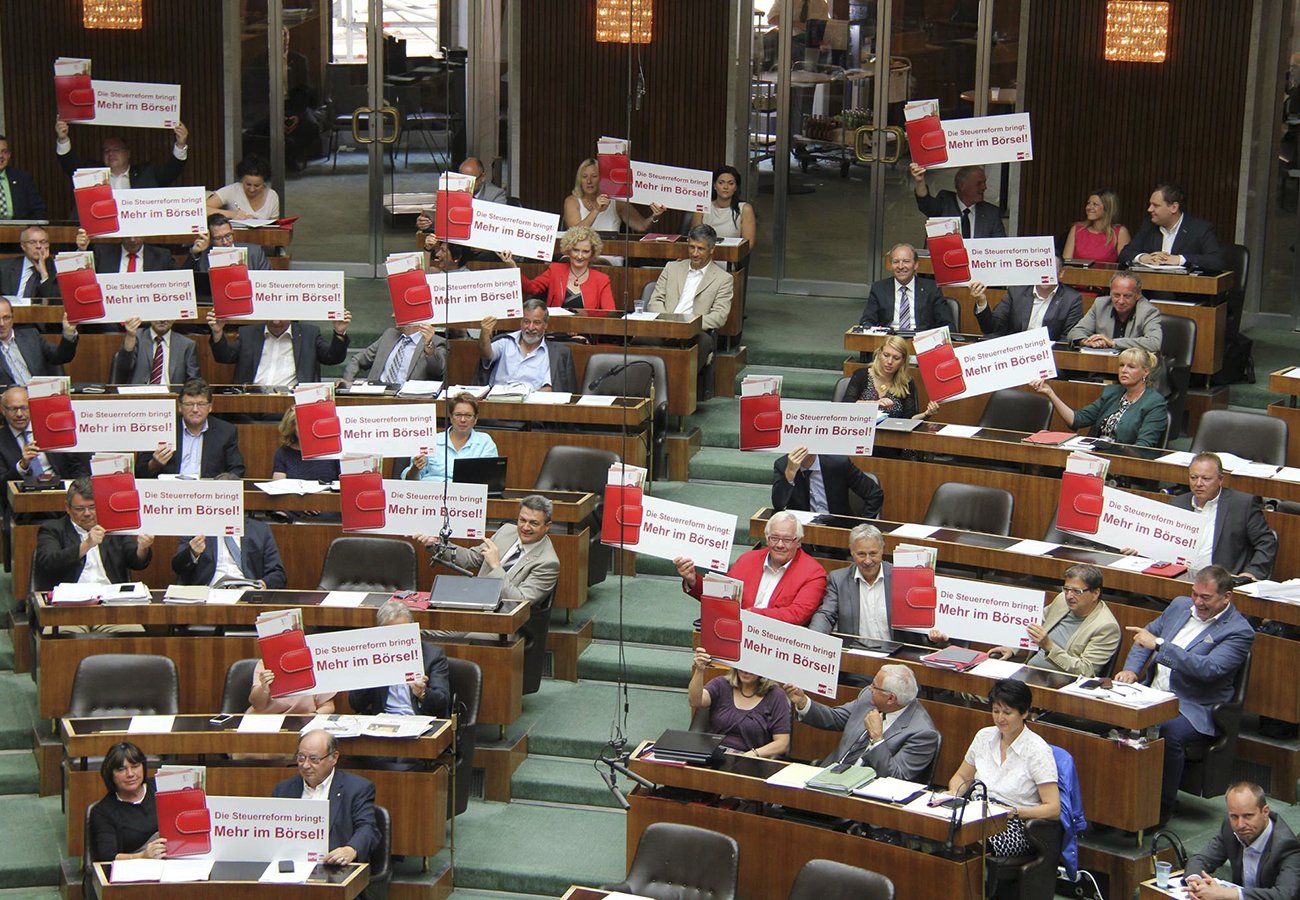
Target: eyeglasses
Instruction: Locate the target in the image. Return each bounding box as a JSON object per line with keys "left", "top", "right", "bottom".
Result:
{"left": 1062, "top": 586, "right": 1095, "bottom": 597}
{"left": 295, "top": 753, "right": 334, "bottom": 765}
{"left": 3, "top": 405, "right": 28, "bottom": 413}
{"left": 68, "top": 504, "right": 96, "bottom": 514}
{"left": 180, "top": 400, "right": 211, "bottom": 409}
{"left": 210, "top": 232, "right": 236, "bottom": 245}
{"left": 766, "top": 535, "right": 798, "bottom": 546}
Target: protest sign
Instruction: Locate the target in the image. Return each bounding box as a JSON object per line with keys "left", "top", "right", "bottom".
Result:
{"left": 67, "top": 399, "right": 175, "bottom": 452}
{"left": 737, "top": 611, "right": 841, "bottom": 699}
{"left": 775, "top": 399, "right": 879, "bottom": 455}
{"left": 468, "top": 202, "right": 561, "bottom": 262}
{"left": 419, "top": 268, "right": 524, "bottom": 325}
{"left": 943, "top": 327, "right": 1057, "bottom": 401}
{"left": 91, "top": 270, "right": 198, "bottom": 323}
{"left": 54, "top": 60, "right": 182, "bottom": 128}
{"left": 240, "top": 271, "right": 346, "bottom": 321}
{"left": 123, "top": 480, "right": 244, "bottom": 537}
{"left": 926, "top": 576, "right": 1046, "bottom": 648}
{"left": 341, "top": 476, "right": 486, "bottom": 538}
{"left": 110, "top": 187, "right": 208, "bottom": 237}
{"left": 337, "top": 405, "right": 440, "bottom": 457}
{"left": 1063, "top": 486, "right": 1205, "bottom": 564}
{"left": 905, "top": 100, "right": 1033, "bottom": 169}
{"left": 206, "top": 796, "right": 327, "bottom": 863}
{"left": 600, "top": 492, "right": 735, "bottom": 570}
{"left": 962, "top": 236, "right": 1059, "bottom": 286}
{"left": 629, "top": 161, "right": 713, "bottom": 211}
{"left": 300, "top": 622, "right": 424, "bottom": 694}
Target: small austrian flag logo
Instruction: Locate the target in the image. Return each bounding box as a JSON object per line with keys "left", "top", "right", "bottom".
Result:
{"left": 1016, "top": 152, "right": 1029, "bottom": 159}
{"left": 1040, "top": 275, "right": 1052, "bottom": 283}
{"left": 223, "top": 525, "right": 237, "bottom": 535}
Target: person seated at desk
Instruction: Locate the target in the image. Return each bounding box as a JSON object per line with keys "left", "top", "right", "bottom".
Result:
{"left": 949, "top": 679, "right": 1060, "bottom": 858}
{"left": 1066, "top": 271, "right": 1163, "bottom": 353}
{"left": 676, "top": 510, "right": 827, "bottom": 626}
{"left": 418, "top": 236, "right": 471, "bottom": 275}
{"left": 249, "top": 658, "right": 335, "bottom": 715}
{"left": 137, "top": 378, "right": 245, "bottom": 479}
{"left": 207, "top": 309, "right": 352, "bottom": 388}
{"left": 841, "top": 335, "right": 938, "bottom": 421}
{"left": 909, "top": 164, "right": 1007, "bottom": 238}
{"left": 0, "top": 299, "right": 78, "bottom": 387}
{"left": 0, "top": 228, "right": 59, "bottom": 300}
{"left": 988, "top": 564, "right": 1121, "bottom": 677}
{"left": 342, "top": 323, "right": 447, "bottom": 387}
{"left": 1115, "top": 565, "right": 1255, "bottom": 824}
{"left": 772, "top": 446, "right": 884, "bottom": 519}
{"left": 272, "top": 407, "right": 341, "bottom": 482}
{"left": 272, "top": 730, "right": 379, "bottom": 866}
{"left": 858, "top": 243, "right": 954, "bottom": 333}
{"left": 111, "top": 318, "right": 199, "bottom": 387}
{"left": 206, "top": 154, "right": 280, "bottom": 220}
{"left": 348, "top": 600, "right": 451, "bottom": 719}
{"left": 185, "top": 214, "right": 272, "bottom": 275}
{"left": 0, "top": 386, "right": 87, "bottom": 485}
{"left": 970, "top": 261, "right": 1085, "bottom": 341}
{"left": 476, "top": 300, "right": 577, "bottom": 393}
{"left": 1182, "top": 781, "right": 1300, "bottom": 900}
{"left": 75, "top": 229, "right": 174, "bottom": 273}
{"left": 562, "top": 157, "right": 666, "bottom": 233}
{"left": 89, "top": 741, "right": 166, "bottom": 863}
{"left": 402, "top": 392, "right": 497, "bottom": 483}
{"left": 0, "top": 135, "right": 46, "bottom": 220}
{"left": 1029, "top": 348, "right": 1167, "bottom": 447}
{"left": 171, "top": 515, "right": 287, "bottom": 589}
{"left": 1062, "top": 189, "right": 1131, "bottom": 264}
{"left": 1119, "top": 183, "right": 1227, "bottom": 272}
{"left": 645, "top": 224, "right": 734, "bottom": 371}
{"left": 499, "top": 226, "right": 614, "bottom": 312}
{"left": 783, "top": 665, "right": 940, "bottom": 780}
{"left": 809, "top": 524, "right": 914, "bottom": 642}
{"left": 1169, "top": 452, "right": 1277, "bottom": 582}
{"left": 689, "top": 647, "right": 790, "bottom": 759}
{"left": 56, "top": 120, "right": 188, "bottom": 189}
{"left": 691, "top": 165, "right": 756, "bottom": 248}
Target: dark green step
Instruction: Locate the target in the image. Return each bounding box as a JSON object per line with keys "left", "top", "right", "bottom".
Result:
{"left": 509, "top": 755, "right": 624, "bottom": 808}
{"left": 577, "top": 643, "right": 692, "bottom": 688}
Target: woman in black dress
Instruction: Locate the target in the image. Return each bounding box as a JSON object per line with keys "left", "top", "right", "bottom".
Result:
{"left": 89, "top": 741, "right": 166, "bottom": 862}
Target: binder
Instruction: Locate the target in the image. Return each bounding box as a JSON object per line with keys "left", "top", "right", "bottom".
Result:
{"left": 29, "top": 388, "right": 77, "bottom": 450}
{"left": 55, "top": 265, "right": 104, "bottom": 323}
{"left": 340, "top": 470, "right": 386, "bottom": 531}
{"left": 927, "top": 232, "right": 971, "bottom": 285}
{"left": 600, "top": 483, "right": 643, "bottom": 547}
{"left": 295, "top": 398, "right": 342, "bottom": 459}
{"left": 257, "top": 626, "right": 316, "bottom": 697}
{"left": 55, "top": 73, "right": 95, "bottom": 121}
{"left": 155, "top": 786, "right": 211, "bottom": 857}
{"left": 917, "top": 342, "right": 967, "bottom": 403}
{"left": 700, "top": 588, "right": 742, "bottom": 662}
{"left": 208, "top": 261, "right": 253, "bottom": 318}
{"left": 739, "top": 393, "right": 782, "bottom": 451}
{"left": 890, "top": 565, "right": 937, "bottom": 629}
{"left": 74, "top": 182, "right": 118, "bottom": 237}
{"left": 598, "top": 152, "right": 632, "bottom": 199}
{"left": 91, "top": 471, "right": 140, "bottom": 532}
{"left": 905, "top": 114, "right": 948, "bottom": 168}
{"left": 435, "top": 188, "right": 473, "bottom": 241}
{"left": 387, "top": 268, "right": 433, "bottom": 325}
{"left": 1057, "top": 471, "right": 1105, "bottom": 534}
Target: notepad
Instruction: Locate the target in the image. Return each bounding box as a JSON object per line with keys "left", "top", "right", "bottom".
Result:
{"left": 237, "top": 714, "right": 286, "bottom": 733}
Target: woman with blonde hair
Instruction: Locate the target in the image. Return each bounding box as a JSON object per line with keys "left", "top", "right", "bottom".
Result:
{"left": 688, "top": 647, "right": 790, "bottom": 759}
{"left": 840, "top": 334, "right": 938, "bottom": 420}
{"left": 1030, "top": 347, "right": 1167, "bottom": 446}
{"left": 1063, "top": 189, "right": 1131, "bottom": 263}
{"left": 562, "top": 157, "right": 666, "bottom": 233}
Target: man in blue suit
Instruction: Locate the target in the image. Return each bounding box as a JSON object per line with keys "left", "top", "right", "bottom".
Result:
{"left": 272, "top": 730, "right": 379, "bottom": 866}
{"left": 1116, "top": 565, "right": 1255, "bottom": 822}
{"left": 170, "top": 516, "right": 286, "bottom": 588}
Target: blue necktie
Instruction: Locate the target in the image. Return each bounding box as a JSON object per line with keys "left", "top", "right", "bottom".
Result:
{"left": 223, "top": 535, "right": 243, "bottom": 573}
{"left": 382, "top": 335, "right": 414, "bottom": 384}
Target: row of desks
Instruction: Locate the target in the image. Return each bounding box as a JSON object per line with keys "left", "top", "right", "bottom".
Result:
{"left": 1267, "top": 367, "right": 1300, "bottom": 468}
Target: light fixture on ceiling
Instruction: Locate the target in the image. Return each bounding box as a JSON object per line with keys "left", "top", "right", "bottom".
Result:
{"left": 1104, "top": 1, "right": 1169, "bottom": 64}
{"left": 595, "top": 0, "right": 653, "bottom": 44}
{"left": 83, "top": 0, "right": 143, "bottom": 30}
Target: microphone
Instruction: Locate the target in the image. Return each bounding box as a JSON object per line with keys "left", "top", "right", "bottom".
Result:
{"left": 426, "top": 524, "right": 475, "bottom": 576}
{"left": 588, "top": 359, "right": 655, "bottom": 391}
{"left": 945, "top": 778, "right": 977, "bottom": 856}
{"left": 596, "top": 765, "right": 630, "bottom": 810}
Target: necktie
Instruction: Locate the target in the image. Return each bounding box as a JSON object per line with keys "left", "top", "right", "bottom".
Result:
{"left": 23, "top": 429, "right": 43, "bottom": 477}
{"left": 223, "top": 535, "right": 243, "bottom": 572}
{"left": 499, "top": 542, "right": 524, "bottom": 571}
{"left": 381, "top": 335, "right": 414, "bottom": 384}
{"left": 898, "top": 285, "right": 912, "bottom": 331}
{"left": 2, "top": 340, "right": 30, "bottom": 385}
{"left": 150, "top": 336, "right": 165, "bottom": 385}
{"left": 838, "top": 728, "right": 873, "bottom": 765}
{"left": 0, "top": 185, "right": 10, "bottom": 219}
{"left": 961, "top": 207, "right": 972, "bottom": 239}
{"left": 21, "top": 264, "right": 37, "bottom": 297}
{"left": 126, "top": 252, "right": 137, "bottom": 273}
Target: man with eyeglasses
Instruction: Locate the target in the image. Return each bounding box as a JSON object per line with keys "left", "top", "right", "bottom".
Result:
{"left": 987, "top": 564, "right": 1121, "bottom": 677}
{"left": 0, "top": 297, "right": 79, "bottom": 387}
{"left": 1169, "top": 451, "right": 1277, "bottom": 582}
{"left": 1116, "top": 565, "right": 1255, "bottom": 825}
{"left": 0, "top": 386, "right": 88, "bottom": 487}
{"left": 272, "top": 730, "right": 379, "bottom": 867}
{"left": 137, "top": 377, "right": 244, "bottom": 479}
{"left": 55, "top": 119, "right": 189, "bottom": 190}
{"left": 33, "top": 478, "right": 153, "bottom": 593}
{"left": 0, "top": 135, "right": 46, "bottom": 220}
{"left": 0, "top": 228, "right": 60, "bottom": 299}
{"left": 676, "top": 510, "right": 827, "bottom": 626}
{"left": 184, "top": 213, "right": 272, "bottom": 282}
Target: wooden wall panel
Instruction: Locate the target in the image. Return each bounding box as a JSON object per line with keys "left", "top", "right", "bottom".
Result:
{"left": 0, "top": 1, "right": 224, "bottom": 224}
{"left": 1021, "top": 1, "right": 1251, "bottom": 246}
{"left": 517, "top": 0, "right": 730, "bottom": 214}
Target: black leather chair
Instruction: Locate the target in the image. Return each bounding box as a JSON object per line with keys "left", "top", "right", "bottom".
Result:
{"left": 1180, "top": 650, "right": 1252, "bottom": 798}
{"left": 945, "top": 296, "right": 961, "bottom": 332}
{"left": 219, "top": 658, "right": 259, "bottom": 713}
{"left": 365, "top": 804, "right": 392, "bottom": 900}
{"left": 832, "top": 376, "right": 851, "bottom": 403}
{"left": 923, "top": 483, "right": 1015, "bottom": 536}
{"left": 581, "top": 352, "right": 667, "bottom": 478}
{"left": 1190, "top": 410, "right": 1288, "bottom": 467}
{"left": 988, "top": 817, "right": 1064, "bottom": 900}
{"left": 1221, "top": 243, "right": 1249, "bottom": 336}
{"left": 534, "top": 444, "right": 621, "bottom": 588}
{"left": 446, "top": 656, "right": 482, "bottom": 816}
{"left": 82, "top": 801, "right": 98, "bottom": 899}
{"left": 318, "top": 537, "right": 418, "bottom": 592}
{"left": 976, "top": 389, "right": 1053, "bottom": 433}
{"left": 68, "top": 654, "right": 179, "bottom": 717}
{"left": 605, "top": 822, "right": 739, "bottom": 900}
{"left": 789, "top": 859, "right": 895, "bottom": 900}
{"left": 1159, "top": 315, "right": 1196, "bottom": 440}
{"left": 1042, "top": 508, "right": 1108, "bottom": 551}
{"left": 521, "top": 589, "right": 555, "bottom": 695}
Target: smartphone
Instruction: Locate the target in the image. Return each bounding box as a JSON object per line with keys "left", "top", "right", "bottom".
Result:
{"left": 209, "top": 713, "right": 235, "bottom": 726}
{"left": 278, "top": 860, "right": 294, "bottom": 873}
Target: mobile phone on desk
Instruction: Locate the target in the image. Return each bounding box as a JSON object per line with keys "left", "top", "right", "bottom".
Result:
{"left": 209, "top": 713, "right": 235, "bottom": 726}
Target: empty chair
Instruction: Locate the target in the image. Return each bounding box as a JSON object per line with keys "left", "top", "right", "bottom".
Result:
{"left": 68, "top": 655, "right": 179, "bottom": 717}
{"left": 1159, "top": 315, "right": 1196, "bottom": 440}
{"left": 945, "top": 296, "right": 961, "bottom": 332}
{"left": 789, "top": 859, "right": 895, "bottom": 900}
{"left": 520, "top": 589, "right": 554, "bottom": 695}
{"left": 976, "top": 389, "right": 1053, "bottom": 433}
{"left": 446, "top": 657, "right": 482, "bottom": 816}
{"left": 367, "top": 805, "right": 393, "bottom": 900}
{"left": 582, "top": 352, "right": 668, "bottom": 478}
{"left": 1220, "top": 243, "right": 1249, "bottom": 336}
{"left": 534, "top": 444, "right": 621, "bottom": 588}
{"left": 1042, "top": 509, "right": 1107, "bottom": 551}
{"left": 605, "top": 822, "right": 739, "bottom": 900}
{"left": 1190, "top": 410, "right": 1288, "bottom": 467}
{"left": 219, "top": 658, "right": 259, "bottom": 714}
{"left": 923, "top": 483, "right": 1015, "bottom": 536}
{"left": 318, "top": 537, "right": 417, "bottom": 592}
{"left": 832, "top": 376, "right": 851, "bottom": 403}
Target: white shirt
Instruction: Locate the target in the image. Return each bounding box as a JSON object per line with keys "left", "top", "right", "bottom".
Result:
{"left": 72, "top": 522, "right": 110, "bottom": 585}
{"left": 1027, "top": 286, "right": 1056, "bottom": 331}
{"left": 209, "top": 535, "right": 244, "bottom": 584}
{"left": 963, "top": 725, "right": 1057, "bottom": 809}
{"left": 753, "top": 553, "right": 793, "bottom": 609}
{"left": 117, "top": 247, "right": 143, "bottom": 273}
{"left": 300, "top": 768, "right": 335, "bottom": 802}
{"left": 212, "top": 182, "right": 281, "bottom": 219}
{"left": 1159, "top": 213, "right": 1185, "bottom": 261}
{"left": 1151, "top": 606, "right": 1227, "bottom": 693}
{"left": 855, "top": 566, "right": 890, "bottom": 641}
{"left": 674, "top": 265, "right": 706, "bottom": 314}
{"left": 799, "top": 456, "right": 828, "bottom": 513}
{"left": 1239, "top": 817, "right": 1274, "bottom": 890}
{"left": 254, "top": 326, "right": 297, "bottom": 387}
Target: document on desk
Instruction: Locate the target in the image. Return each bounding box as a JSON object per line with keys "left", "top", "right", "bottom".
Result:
{"left": 576, "top": 394, "right": 618, "bottom": 406}
{"left": 1059, "top": 677, "right": 1175, "bottom": 708}
{"left": 110, "top": 859, "right": 165, "bottom": 882}
{"left": 624, "top": 311, "right": 660, "bottom": 320}
{"left": 967, "top": 659, "right": 1025, "bottom": 679}
{"left": 360, "top": 714, "right": 436, "bottom": 739}
{"left": 320, "top": 590, "right": 370, "bottom": 608}
{"left": 345, "top": 383, "right": 388, "bottom": 395}
{"left": 1103, "top": 555, "right": 1157, "bottom": 573}
{"left": 1003, "top": 539, "right": 1059, "bottom": 556}
{"left": 115, "top": 384, "right": 172, "bottom": 396}
{"left": 159, "top": 859, "right": 214, "bottom": 883}
{"left": 854, "top": 776, "right": 928, "bottom": 803}
{"left": 237, "top": 714, "right": 286, "bottom": 733}
{"left": 763, "top": 762, "right": 823, "bottom": 789}
{"left": 396, "top": 380, "right": 442, "bottom": 397}
{"left": 254, "top": 478, "right": 332, "bottom": 496}
{"left": 936, "top": 424, "right": 981, "bottom": 438}
{"left": 1237, "top": 579, "right": 1300, "bottom": 603}
{"left": 1271, "top": 466, "right": 1300, "bottom": 484}
{"left": 888, "top": 523, "right": 939, "bottom": 539}
{"left": 903, "top": 792, "right": 1006, "bottom": 822}
{"left": 523, "top": 391, "right": 573, "bottom": 404}
{"left": 128, "top": 715, "right": 176, "bottom": 734}
{"left": 207, "top": 588, "right": 245, "bottom": 605}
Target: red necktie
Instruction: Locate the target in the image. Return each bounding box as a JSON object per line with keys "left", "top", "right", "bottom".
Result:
{"left": 150, "top": 336, "right": 165, "bottom": 384}
{"left": 127, "top": 252, "right": 137, "bottom": 273}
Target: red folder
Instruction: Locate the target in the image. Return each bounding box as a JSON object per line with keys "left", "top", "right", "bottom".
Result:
{"left": 388, "top": 268, "right": 433, "bottom": 326}
{"left": 890, "top": 566, "right": 937, "bottom": 629}
{"left": 56, "top": 268, "right": 105, "bottom": 322}
{"left": 91, "top": 471, "right": 140, "bottom": 532}
{"left": 258, "top": 627, "right": 316, "bottom": 697}
{"left": 917, "top": 343, "right": 966, "bottom": 403}
{"left": 601, "top": 483, "right": 643, "bottom": 547}
{"left": 156, "top": 786, "right": 211, "bottom": 857}
{"left": 30, "top": 391, "right": 77, "bottom": 450}
{"left": 209, "top": 263, "right": 253, "bottom": 318}
{"left": 435, "top": 189, "right": 473, "bottom": 241}
{"left": 700, "top": 591, "right": 742, "bottom": 662}
{"left": 1143, "top": 561, "right": 1188, "bottom": 578}
{"left": 341, "top": 470, "right": 386, "bottom": 532}
{"left": 55, "top": 74, "right": 95, "bottom": 121}
{"left": 390, "top": 590, "right": 431, "bottom": 610}
{"left": 1057, "top": 472, "right": 1105, "bottom": 534}
{"left": 598, "top": 152, "right": 632, "bottom": 199}
{"left": 928, "top": 232, "right": 971, "bottom": 285}
{"left": 295, "top": 399, "right": 342, "bottom": 459}
{"left": 739, "top": 393, "right": 782, "bottom": 451}
{"left": 74, "top": 183, "right": 118, "bottom": 237}
{"left": 905, "top": 114, "right": 947, "bottom": 168}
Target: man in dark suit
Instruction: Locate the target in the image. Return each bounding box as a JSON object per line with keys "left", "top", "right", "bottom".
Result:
{"left": 772, "top": 447, "right": 884, "bottom": 518}
{"left": 783, "top": 665, "right": 940, "bottom": 781}
{"left": 1118, "top": 183, "right": 1227, "bottom": 272}
{"left": 0, "top": 136, "right": 46, "bottom": 219}
{"left": 171, "top": 516, "right": 286, "bottom": 588}
{"left": 1170, "top": 452, "right": 1277, "bottom": 581}
{"left": 970, "top": 260, "right": 1085, "bottom": 341}
{"left": 111, "top": 318, "right": 199, "bottom": 387}
{"left": 1116, "top": 565, "right": 1255, "bottom": 821}
{"left": 348, "top": 600, "right": 451, "bottom": 718}
{"left": 184, "top": 213, "right": 272, "bottom": 276}
{"left": 809, "top": 524, "right": 909, "bottom": 641}
{"left": 208, "top": 310, "right": 351, "bottom": 387}
{"left": 1184, "top": 781, "right": 1300, "bottom": 899}
{"left": 271, "top": 730, "right": 379, "bottom": 866}
{"left": 859, "top": 243, "right": 955, "bottom": 331}
{"left": 75, "top": 228, "right": 174, "bottom": 273}
{"left": 0, "top": 227, "right": 60, "bottom": 299}
{"left": 342, "top": 323, "right": 447, "bottom": 386}
{"left": 477, "top": 299, "right": 577, "bottom": 393}
{"left": 0, "top": 298, "right": 79, "bottom": 385}
{"left": 55, "top": 119, "right": 189, "bottom": 189}
{"left": 137, "top": 378, "right": 244, "bottom": 479}
{"left": 910, "top": 163, "right": 1007, "bottom": 238}
{"left": 33, "top": 478, "right": 153, "bottom": 592}
{"left": 0, "top": 386, "right": 88, "bottom": 486}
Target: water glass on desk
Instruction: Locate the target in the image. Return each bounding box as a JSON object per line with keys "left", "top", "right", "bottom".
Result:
{"left": 1154, "top": 860, "right": 1172, "bottom": 888}
{"left": 633, "top": 296, "right": 646, "bottom": 314}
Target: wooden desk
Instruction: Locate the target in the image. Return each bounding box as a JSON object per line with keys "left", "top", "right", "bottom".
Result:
{"left": 594, "top": 236, "right": 750, "bottom": 264}
{"left": 1138, "top": 876, "right": 1180, "bottom": 898}
{"left": 92, "top": 861, "right": 367, "bottom": 899}
{"left": 1267, "top": 367, "right": 1300, "bottom": 467}
{"left": 0, "top": 223, "right": 295, "bottom": 251}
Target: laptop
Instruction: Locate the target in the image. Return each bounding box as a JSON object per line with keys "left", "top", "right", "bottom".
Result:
{"left": 428, "top": 575, "right": 504, "bottom": 611}
{"left": 651, "top": 728, "right": 726, "bottom": 766}
{"left": 452, "top": 456, "right": 508, "bottom": 498}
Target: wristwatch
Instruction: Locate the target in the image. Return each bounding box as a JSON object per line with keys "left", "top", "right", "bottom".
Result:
{"left": 1154, "top": 637, "right": 1165, "bottom": 649}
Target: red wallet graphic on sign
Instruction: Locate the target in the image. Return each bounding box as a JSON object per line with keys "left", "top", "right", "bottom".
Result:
{"left": 92, "top": 470, "right": 140, "bottom": 532}
{"left": 1057, "top": 471, "right": 1105, "bottom": 534}
{"left": 435, "top": 188, "right": 474, "bottom": 242}
{"left": 54, "top": 253, "right": 105, "bottom": 323}
{"left": 208, "top": 258, "right": 253, "bottom": 318}
{"left": 601, "top": 483, "right": 644, "bottom": 547}
{"left": 890, "top": 564, "right": 937, "bottom": 629}
{"left": 340, "top": 470, "right": 386, "bottom": 532}
{"left": 386, "top": 261, "right": 432, "bottom": 326}
{"left": 258, "top": 626, "right": 316, "bottom": 697}
{"left": 701, "top": 591, "right": 742, "bottom": 662}
{"left": 905, "top": 100, "right": 947, "bottom": 168}
{"left": 927, "top": 232, "right": 971, "bottom": 285}
{"left": 598, "top": 154, "right": 632, "bottom": 199}
{"left": 29, "top": 381, "right": 77, "bottom": 450}
{"left": 739, "top": 393, "right": 782, "bottom": 451}
{"left": 55, "top": 74, "right": 95, "bottom": 120}
{"left": 74, "top": 182, "right": 118, "bottom": 237}
{"left": 916, "top": 341, "right": 966, "bottom": 403}
{"left": 296, "top": 398, "right": 342, "bottom": 459}
{"left": 156, "top": 786, "right": 211, "bottom": 857}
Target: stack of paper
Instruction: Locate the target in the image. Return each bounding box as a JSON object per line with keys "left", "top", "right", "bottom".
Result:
{"left": 254, "top": 479, "right": 332, "bottom": 496}
{"left": 163, "top": 585, "right": 209, "bottom": 604}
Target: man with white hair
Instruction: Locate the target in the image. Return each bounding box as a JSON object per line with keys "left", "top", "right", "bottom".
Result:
{"left": 784, "top": 665, "right": 941, "bottom": 781}
{"left": 348, "top": 599, "right": 450, "bottom": 719}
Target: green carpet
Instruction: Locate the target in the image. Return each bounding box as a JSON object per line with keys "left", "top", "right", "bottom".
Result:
{"left": 0, "top": 673, "right": 37, "bottom": 752}
{"left": 514, "top": 680, "right": 689, "bottom": 761}
{"left": 0, "top": 753, "right": 38, "bottom": 795}
{"left": 577, "top": 643, "right": 692, "bottom": 689}
{"left": 578, "top": 576, "right": 701, "bottom": 646}
{"left": 0, "top": 796, "right": 66, "bottom": 888}
{"left": 509, "top": 755, "right": 625, "bottom": 809}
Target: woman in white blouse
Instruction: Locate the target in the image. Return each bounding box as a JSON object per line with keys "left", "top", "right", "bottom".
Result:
{"left": 948, "top": 679, "right": 1060, "bottom": 858}
{"left": 207, "top": 155, "right": 281, "bottom": 220}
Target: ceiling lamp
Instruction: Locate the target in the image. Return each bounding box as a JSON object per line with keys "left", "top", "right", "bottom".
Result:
{"left": 1104, "top": 1, "right": 1169, "bottom": 63}
{"left": 595, "top": 0, "right": 653, "bottom": 44}
{"left": 83, "top": 0, "right": 143, "bottom": 30}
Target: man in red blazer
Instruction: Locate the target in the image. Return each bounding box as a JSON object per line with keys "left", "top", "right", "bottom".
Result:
{"left": 675, "top": 511, "right": 827, "bottom": 626}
